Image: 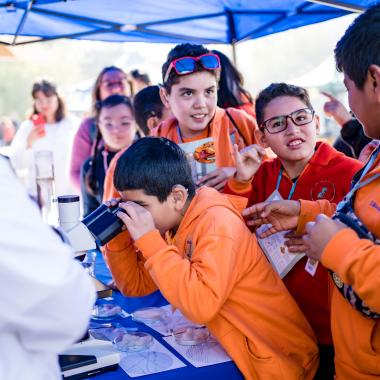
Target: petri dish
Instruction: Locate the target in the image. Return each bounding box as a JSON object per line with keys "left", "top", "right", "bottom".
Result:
{"left": 113, "top": 331, "right": 153, "bottom": 353}
{"left": 91, "top": 304, "right": 122, "bottom": 320}
{"left": 131, "top": 307, "right": 167, "bottom": 324}
{"left": 173, "top": 326, "right": 210, "bottom": 346}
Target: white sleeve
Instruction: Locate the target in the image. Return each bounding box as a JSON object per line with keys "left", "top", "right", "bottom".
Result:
{"left": 9, "top": 120, "right": 34, "bottom": 170}
{"left": 0, "top": 157, "right": 96, "bottom": 353}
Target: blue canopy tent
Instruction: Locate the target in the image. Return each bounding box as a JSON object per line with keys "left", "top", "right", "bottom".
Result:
{"left": 0, "top": 0, "right": 376, "bottom": 62}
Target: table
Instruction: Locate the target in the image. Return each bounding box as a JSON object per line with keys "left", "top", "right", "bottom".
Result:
{"left": 92, "top": 252, "right": 244, "bottom": 380}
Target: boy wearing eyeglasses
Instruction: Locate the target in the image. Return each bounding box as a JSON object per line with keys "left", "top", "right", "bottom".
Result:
{"left": 224, "top": 83, "right": 362, "bottom": 379}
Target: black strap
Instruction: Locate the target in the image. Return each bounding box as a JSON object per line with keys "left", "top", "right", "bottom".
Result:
{"left": 225, "top": 109, "right": 249, "bottom": 147}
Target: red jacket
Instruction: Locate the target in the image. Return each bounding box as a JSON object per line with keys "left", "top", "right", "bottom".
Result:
{"left": 225, "top": 141, "right": 363, "bottom": 345}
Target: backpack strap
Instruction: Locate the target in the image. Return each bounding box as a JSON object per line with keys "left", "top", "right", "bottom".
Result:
{"left": 225, "top": 109, "right": 248, "bottom": 147}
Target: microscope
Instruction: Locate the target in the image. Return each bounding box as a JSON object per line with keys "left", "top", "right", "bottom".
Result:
{"left": 56, "top": 196, "right": 125, "bottom": 379}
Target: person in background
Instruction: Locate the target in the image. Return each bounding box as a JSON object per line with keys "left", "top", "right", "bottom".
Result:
{"left": 133, "top": 85, "right": 171, "bottom": 135}
{"left": 69, "top": 66, "right": 130, "bottom": 190}
{"left": 81, "top": 94, "right": 138, "bottom": 216}
{"left": 0, "top": 116, "right": 16, "bottom": 146}
{"left": 212, "top": 50, "right": 256, "bottom": 118}
{"left": 129, "top": 69, "right": 151, "bottom": 96}
{"left": 0, "top": 155, "right": 95, "bottom": 380}
{"left": 10, "top": 79, "right": 79, "bottom": 196}
{"left": 322, "top": 91, "right": 371, "bottom": 159}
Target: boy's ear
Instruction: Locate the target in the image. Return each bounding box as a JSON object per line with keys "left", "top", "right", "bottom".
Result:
{"left": 314, "top": 114, "right": 321, "bottom": 135}
{"left": 170, "top": 185, "right": 188, "bottom": 212}
{"left": 147, "top": 116, "right": 159, "bottom": 130}
{"left": 368, "top": 64, "right": 380, "bottom": 101}
{"left": 257, "top": 128, "right": 270, "bottom": 148}
{"left": 159, "top": 87, "right": 170, "bottom": 109}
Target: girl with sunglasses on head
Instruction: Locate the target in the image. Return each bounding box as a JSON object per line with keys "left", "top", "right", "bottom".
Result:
{"left": 69, "top": 66, "right": 133, "bottom": 190}
{"left": 103, "top": 43, "right": 260, "bottom": 201}
{"left": 81, "top": 94, "right": 139, "bottom": 217}
{"left": 224, "top": 83, "right": 363, "bottom": 379}
{"left": 10, "top": 79, "right": 79, "bottom": 196}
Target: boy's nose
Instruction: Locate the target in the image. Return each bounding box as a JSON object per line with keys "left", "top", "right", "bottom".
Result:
{"left": 193, "top": 95, "right": 207, "bottom": 108}
{"left": 285, "top": 118, "right": 300, "bottom": 133}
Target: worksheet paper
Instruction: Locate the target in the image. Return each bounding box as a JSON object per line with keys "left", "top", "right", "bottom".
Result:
{"left": 162, "top": 335, "right": 231, "bottom": 368}
{"left": 255, "top": 190, "right": 305, "bottom": 278}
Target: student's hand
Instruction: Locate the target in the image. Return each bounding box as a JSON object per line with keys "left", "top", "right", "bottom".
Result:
{"left": 284, "top": 231, "right": 308, "bottom": 253}
{"left": 27, "top": 125, "right": 45, "bottom": 148}
{"left": 322, "top": 92, "right": 352, "bottom": 127}
{"left": 243, "top": 200, "right": 301, "bottom": 237}
{"left": 104, "top": 198, "right": 121, "bottom": 208}
{"left": 233, "top": 144, "right": 266, "bottom": 182}
{"left": 116, "top": 201, "right": 156, "bottom": 241}
{"left": 302, "top": 214, "right": 347, "bottom": 261}
{"left": 358, "top": 140, "right": 380, "bottom": 163}
{"left": 197, "top": 167, "right": 236, "bottom": 191}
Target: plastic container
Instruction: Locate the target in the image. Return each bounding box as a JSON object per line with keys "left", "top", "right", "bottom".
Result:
{"left": 113, "top": 331, "right": 153, "bottom": 352}
{"left": 131, "top": 307, "right": 168, "bottom": 324}
{"left": 91, "top": 304, "right": 122, "bottom": 320}
{"left": 173, "top": 326, "right": 210, "bottom": 346}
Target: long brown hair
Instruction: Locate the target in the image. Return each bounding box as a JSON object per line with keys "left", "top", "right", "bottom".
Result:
{"left": 31, "top": 79, "right": 66, "bottom": 122}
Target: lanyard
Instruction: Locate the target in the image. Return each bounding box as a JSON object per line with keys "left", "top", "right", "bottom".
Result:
{"left": 275, "top": 168, "right": 299, "bottom": 200}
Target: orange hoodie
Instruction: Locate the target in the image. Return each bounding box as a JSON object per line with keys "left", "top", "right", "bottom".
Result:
{"left": 105, "top": 187, "right": 318, "bottom": 379}
{"left": 102, "top": 106, "right": 258, "bottom": 202}
{"left": 296, "top": 153, "right": 380, "bottom": 379}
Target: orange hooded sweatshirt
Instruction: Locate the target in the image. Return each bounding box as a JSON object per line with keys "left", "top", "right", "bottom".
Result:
{"left": 105, "top": 187, "right": 318, "bottom": 379}
{"left": 102, "top": 106, "right": 258, "bottom": 202}
{"left": 295, "top": 152, "right": 380, "bottom": 379}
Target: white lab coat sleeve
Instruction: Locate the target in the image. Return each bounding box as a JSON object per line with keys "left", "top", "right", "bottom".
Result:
{"left": 9, "top": 120, "right": 34, "bottom": 170}
{"left": 0, "top": 157, "right": 96, "bottom": 353}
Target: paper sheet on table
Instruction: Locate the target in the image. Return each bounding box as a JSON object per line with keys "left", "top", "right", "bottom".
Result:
{"left": 119, "top": 338, "right": 186, "bottom": 377}
{"left": 163, "top": 335, "right": 231, "bottom": 368}
{"left": 255, "top": 190, "right": 305, "bottom": 278}
{"left": 139, "top": 305, "right": 202, "bottom": 336}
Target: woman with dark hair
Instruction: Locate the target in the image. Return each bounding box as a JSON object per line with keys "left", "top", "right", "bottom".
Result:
{"left": 81, "top": 94, "right": 138, "bottom": 216}
{"left": 69, "top": 66, "right": 131, "bottom": 190}
{"left": 212, "top": 50, "right": 256, "bottom": 118}
{"left": 10, "top": 79, "right": 79, "bottom": 196}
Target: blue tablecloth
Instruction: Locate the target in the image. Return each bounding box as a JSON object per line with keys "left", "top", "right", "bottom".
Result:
{"left": 92, "top": 252, "right": 243, "bottom": 380}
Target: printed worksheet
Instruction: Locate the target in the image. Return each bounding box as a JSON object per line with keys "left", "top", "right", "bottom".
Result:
{"left": 119, "top": 339, "right": 186, "bottom": 377}
{"left": 255, "top": 190, "right": 305, "bottom": 278}
{"left": 163, "top": 335, "right": 231, "bottom": 368}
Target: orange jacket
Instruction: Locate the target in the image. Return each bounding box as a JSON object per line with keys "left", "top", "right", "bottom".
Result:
{"left": 102, "top": 106, "right": 258, "bottom": 202}
{"left": 105, "top": 187, "right": 318, "bottom": 379}
{"left": 296, "top": 152, "right": 380, "bottom": 379}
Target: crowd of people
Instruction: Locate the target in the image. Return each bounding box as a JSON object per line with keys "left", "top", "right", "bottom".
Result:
{"left": 1, "top": 3, "right": 380, "bottom": 380}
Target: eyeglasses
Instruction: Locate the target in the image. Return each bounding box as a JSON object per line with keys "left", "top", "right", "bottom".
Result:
{"left": 163, "top": 53, "right": 221, "bottom": 83}
{"left": 101, "top": 79, "right": 127, "bottom": 90}
{"left": 260, "top": 108, "right": 315, "bottom": 134}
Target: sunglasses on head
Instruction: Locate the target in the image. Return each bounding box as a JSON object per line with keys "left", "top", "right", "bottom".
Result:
{"left": 163, "top": 53, "right": 221, "bottom": 83}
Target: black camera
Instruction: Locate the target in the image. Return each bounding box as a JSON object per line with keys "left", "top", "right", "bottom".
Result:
{"left": 82, "top": 204, "right": 124, "bottom": 246}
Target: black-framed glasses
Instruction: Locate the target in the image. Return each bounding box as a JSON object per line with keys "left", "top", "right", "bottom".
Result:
{"left": 260, "top": 108, "right": 315, "bottom": 134}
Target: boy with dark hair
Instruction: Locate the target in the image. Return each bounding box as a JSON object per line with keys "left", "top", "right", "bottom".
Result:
{"left": 133, "top": 85, "right": 171, "bottom": 135}
{"left": 102, "top": 43, "right": 259, "bottom": 202}
{"left": 155, "top": 43, "right": 258, "bottom": 190}
{"left": 243, "top": 5, "right": 380, "bottom": 379}
{"left": 224, "top": 82, "right": 362, "bottom": 379}
{"left": 104, "top": 136, "right": 319, "bottom": 380}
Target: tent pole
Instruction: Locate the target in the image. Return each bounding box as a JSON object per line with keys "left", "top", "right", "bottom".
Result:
{"left": 308, "top": 0, "right": 365, "bottom": 12}
{"left": 232, "top": 42, "right": 237, "bottom": 66}
{"left": 12, "top": 0, "right": 34, "bottom": 45}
